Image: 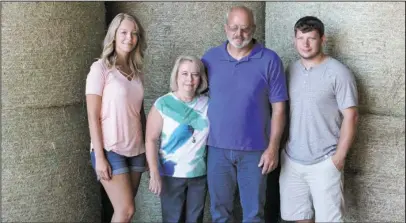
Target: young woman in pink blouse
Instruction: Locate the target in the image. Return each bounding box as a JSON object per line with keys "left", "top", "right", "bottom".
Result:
{"left": 85, "top": 13, "right": 147, "bottom": 223}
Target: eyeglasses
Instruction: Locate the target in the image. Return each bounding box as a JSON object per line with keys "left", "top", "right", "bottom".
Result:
{"left": 226, "top": 25, "right": 253, "bottom": 34}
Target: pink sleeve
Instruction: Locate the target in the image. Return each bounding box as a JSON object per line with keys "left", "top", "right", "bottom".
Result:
{"left": 85, "top": 61, "right": 106, "bottom": 96}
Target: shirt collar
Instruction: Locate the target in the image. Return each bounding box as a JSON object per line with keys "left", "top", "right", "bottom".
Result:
{"left": 220, "top": 39, "right": 264, "bottom": 61}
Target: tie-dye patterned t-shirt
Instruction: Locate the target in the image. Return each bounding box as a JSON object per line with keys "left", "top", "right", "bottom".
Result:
{"left": 154, "top": 92, "right": 209, "bottom": 178}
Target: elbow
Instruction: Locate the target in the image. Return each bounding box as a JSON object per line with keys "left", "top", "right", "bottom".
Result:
{"left": 351, "top": 109, "right": 359, "bottom": 124}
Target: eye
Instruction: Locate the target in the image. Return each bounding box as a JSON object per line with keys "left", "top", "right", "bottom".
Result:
{"left": 132, "top": 32, "right": 138, "bottom": 36}
{"left": 229, "top": 26, "right": 238, "bottom": 32}
{"left": 192, "top": 73, "right": 200, "bottom": 77}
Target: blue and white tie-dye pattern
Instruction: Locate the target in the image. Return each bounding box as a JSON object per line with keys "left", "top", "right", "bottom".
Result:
{"left": 154, "top": 92, "right": 209, "bottom": 178}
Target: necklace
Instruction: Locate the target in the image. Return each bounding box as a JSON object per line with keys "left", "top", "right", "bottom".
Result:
{"left": 187, "top": 125, "right": 196, "bottom": 143}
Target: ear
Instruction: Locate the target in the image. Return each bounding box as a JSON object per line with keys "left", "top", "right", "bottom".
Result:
{"left": 224, "top": 23, "right": 228, "bottom": 33}
{"left": 321, "top": 35, "right": 327, "bottom": 44}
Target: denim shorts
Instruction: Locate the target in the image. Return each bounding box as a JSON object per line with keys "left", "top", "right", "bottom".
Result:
{"left": 90, "top": 149, "right": 147, "bottom": 177}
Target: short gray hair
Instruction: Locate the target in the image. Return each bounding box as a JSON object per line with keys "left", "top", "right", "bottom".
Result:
{"left": 169, "top": 55, "right": 208, "bottom": 95}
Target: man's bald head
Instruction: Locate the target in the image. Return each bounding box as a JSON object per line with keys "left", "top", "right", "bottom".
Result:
{"left": 225, "top": 6, "right": 256, "bottom": 27}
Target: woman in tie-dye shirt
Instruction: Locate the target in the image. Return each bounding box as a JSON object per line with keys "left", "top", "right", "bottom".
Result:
{"left": 145, "top": 55, "right": 209, "bottom": 223}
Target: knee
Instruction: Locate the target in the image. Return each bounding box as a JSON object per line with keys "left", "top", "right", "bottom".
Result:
{"left": 115, "top": 203, "right": 135, "bottom": 222}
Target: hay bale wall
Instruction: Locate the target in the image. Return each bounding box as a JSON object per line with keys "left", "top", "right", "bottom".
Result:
{"left": 1, "top": 2, "right": 105, "bottom": 222}
{"left": 105, "top": 2, "right": 265, "bottom": 222}
{"left": 265, "top": 2, "right": 405, "bottom": 221}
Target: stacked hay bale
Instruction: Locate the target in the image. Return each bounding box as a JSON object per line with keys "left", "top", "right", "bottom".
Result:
{"left": 1, "top": 2, "right": 105, "bottom": 222}
{"left": 105, "top": 2, "right": 265, "bottom": 222}
{"left": 265, "top": 2, "right": 405, "bottom": 221}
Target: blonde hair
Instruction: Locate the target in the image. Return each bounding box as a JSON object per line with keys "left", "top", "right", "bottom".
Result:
{"left": 100, "top": 13, "right": 147, "bottom": 80}
{"left": 169, "top": 55, "right": 208, "bottom": 95}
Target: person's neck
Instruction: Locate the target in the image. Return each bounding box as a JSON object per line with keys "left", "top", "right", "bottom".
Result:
{"left": 174, "top": 91, "right": 195, "bottom": 103}
{"left": 227, "top": 41, "right": 254, "bottom": 60}
{"left": 115, "top": 52, "right": 129, "bottom": 67}
{"left": 300, "top": 53, "right": 327, "bottom": 70}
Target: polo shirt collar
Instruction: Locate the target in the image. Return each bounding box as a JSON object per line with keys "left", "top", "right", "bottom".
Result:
{"left": 220, "top": 39, "right": 264, "bottom": 61}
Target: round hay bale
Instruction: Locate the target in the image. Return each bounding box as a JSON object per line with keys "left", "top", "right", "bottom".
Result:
{"left": 105, "top": 2, "right": 265, "bottom": 222}
{"left": 1, "top": 2, "right": 105, "bottom": 222}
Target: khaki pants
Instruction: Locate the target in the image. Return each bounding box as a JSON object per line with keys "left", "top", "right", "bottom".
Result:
{"left": 279, "top": 150, "right": 344, "bottom": 222}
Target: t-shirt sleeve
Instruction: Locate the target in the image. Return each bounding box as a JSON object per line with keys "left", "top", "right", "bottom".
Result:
{"left": 335, "top": 68, "right": 358, "bottom": 110}
{"left": 268, "top": 55, "right": 289, "bottom": 103}
{"left": 85, "top": 61, "right": 106, "bottom": 96}
{"left": 153, "top": 97, "right": 164, "bottom": 117}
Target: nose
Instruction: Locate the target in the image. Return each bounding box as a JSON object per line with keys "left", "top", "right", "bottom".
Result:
{"left": 304, "top": 39, "right": 310, "bottom": 46}
{"left": 125, "top": 33, "right": 133, "bottom": 41}
{"left": 235, "top": 28, "right": 243, "bottom": 36}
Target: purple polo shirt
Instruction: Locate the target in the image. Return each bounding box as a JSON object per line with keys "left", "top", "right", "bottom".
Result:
{"left": 202, "top": 40, "right": 288, "bottom": 151}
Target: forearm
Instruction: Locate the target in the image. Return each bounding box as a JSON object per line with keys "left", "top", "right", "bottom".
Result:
{"left": 335, "top": 115, "right": 358, "bottom": 159}
{"left": 145, "top": 139, "right": 160, "bottom": 174}
{"left": 267, "top": 109, "right": 286, "bottom": 152}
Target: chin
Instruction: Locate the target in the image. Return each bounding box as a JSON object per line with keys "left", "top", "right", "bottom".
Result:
{"left": 299, "top": 53, "right": 317, "bottom": 60}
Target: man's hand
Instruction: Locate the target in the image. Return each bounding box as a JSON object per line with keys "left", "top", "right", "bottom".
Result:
{"left": 258, "top": 148, "right": 279, "bottom": 174}
{"left": 331, "top": 154, "right": 345, "bottom": 171}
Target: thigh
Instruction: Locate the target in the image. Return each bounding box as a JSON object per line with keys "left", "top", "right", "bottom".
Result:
{"left": 129, "top": 172, "right": 142, "bottom": 197}
{"left": 207, "top": 147, "right": 237, "bottom": 220}
{"left": 236, "top": 150, "right": 267, "bottom": 223}
{"left": 127, "top": 153, "right": 146, "bottom": 196}
{"left": 308, "top": 157, "right": 344, "bottom": 222}
{"left": 161, "top": 176, "right": 188, "bottom": 223}
{"left": 279, "top": 151, "right": 313, "bottom": 221}
{"left": 100, "top": 173, "right": 134, "bottom": 213}
{"left": 186, "top": 176, "right": 207, "bottom": 223}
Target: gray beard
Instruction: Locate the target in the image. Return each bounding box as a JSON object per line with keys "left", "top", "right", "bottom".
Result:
{"left": 228, "top": 36, "right": 253, "bottom": 49}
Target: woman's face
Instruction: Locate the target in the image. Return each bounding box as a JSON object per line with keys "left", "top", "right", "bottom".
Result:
{"left": 176, "top": 61, "right": 201, "bottom": 95}
{"left": 115, "top": 19, "right": 138, "bottom": 56}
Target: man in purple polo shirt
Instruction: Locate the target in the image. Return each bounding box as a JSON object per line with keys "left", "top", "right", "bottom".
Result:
{"left": 201, "top": 6, "right": 288, "bottom": 223}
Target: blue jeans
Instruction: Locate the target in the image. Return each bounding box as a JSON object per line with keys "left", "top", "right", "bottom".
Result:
{"left": 207, "top": 146, "right": 267, "bottom": 223}
{"left": 160, "top": 175, "right": 207, "bottom": 223}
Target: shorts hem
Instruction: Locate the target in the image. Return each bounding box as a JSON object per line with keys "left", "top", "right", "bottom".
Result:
{"left": 112, "top": 167, "right": 130, "bottom": 175}
{"left": 130, "top": 166, "right": 146, "bottom": 173}
{"left": 281, "top": 213, "right": 313, "bottom": 221}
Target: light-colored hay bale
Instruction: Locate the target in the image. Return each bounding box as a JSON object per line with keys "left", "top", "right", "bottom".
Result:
{"left": 344, "top": 115, "right": 405, "bottom": 222}
{"left": 106, "top": 2, "right": 265, "bottom": 222}
{"left": 1, "top": 2, "right": 105, "bottom": 222}
{"left": 265, "top": 2, "right": 405, "bottom": 117}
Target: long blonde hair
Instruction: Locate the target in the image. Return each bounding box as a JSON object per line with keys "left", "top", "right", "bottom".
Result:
{"left": 100, "top": 13, "right": 147, "bottom": 80}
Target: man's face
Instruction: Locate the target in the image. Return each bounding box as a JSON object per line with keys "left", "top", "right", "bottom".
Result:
{"left": 294, "top": 29, "right": 325, "bottom": 60}
{"left": 224, "top": 9, "right": 255, "bottom": 49}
